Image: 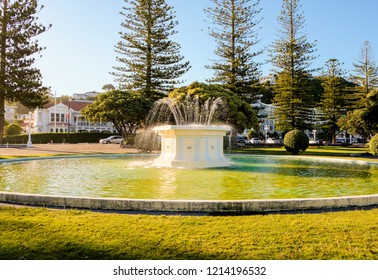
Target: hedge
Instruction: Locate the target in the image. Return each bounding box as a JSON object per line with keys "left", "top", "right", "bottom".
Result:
{"left": 2, "top": 132, "right": 114, "bottom": 144}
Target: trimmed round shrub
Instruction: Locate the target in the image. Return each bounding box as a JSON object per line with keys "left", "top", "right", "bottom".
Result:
{"left": 369, "top": 134, "right": 378, "bottom": 156}
{"left": 284, "top": 129, "right": 309, "bottom": 155}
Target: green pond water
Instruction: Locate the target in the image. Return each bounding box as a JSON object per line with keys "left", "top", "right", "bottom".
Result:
{"left": 0, "top": 155, "right": 377, "bottom": 200}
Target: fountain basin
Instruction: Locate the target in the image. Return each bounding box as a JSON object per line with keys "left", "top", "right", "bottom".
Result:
{"left": 1, "top": 155, "right": 378, "bottom": 213}
{"left": 153, "top": 125, "right": 231, "bottom": 168}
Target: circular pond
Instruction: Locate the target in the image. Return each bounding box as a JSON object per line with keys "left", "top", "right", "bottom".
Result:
{"left": 1, "top": 154, "right": 377, "bottom": 201}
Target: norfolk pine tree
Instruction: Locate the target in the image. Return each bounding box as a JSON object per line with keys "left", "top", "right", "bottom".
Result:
{"left": 269, "top": 0, "right": 317, "bottom": 132}
{"left": 112, "top": 0, "right": 190, "bottom": 100}
{"left": 351, "top": 40, "right": 378, "bottom": 108}
{"left": 319, "top": 59, "right": 349, "bottom": 143}
{"left": 338, "top": 41, "right": 378, "bottom": 138}
{"left": 205, "top": 0, "right": 262, "bottom": 102}
{"left": 0, "top": 0, "right": 50, "bottom": 144}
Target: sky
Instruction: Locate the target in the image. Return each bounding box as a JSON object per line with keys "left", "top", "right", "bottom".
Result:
{"left": 34, "top": 0, "right": 378, "bottom": 96}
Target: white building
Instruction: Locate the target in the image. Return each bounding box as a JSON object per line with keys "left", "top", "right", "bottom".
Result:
{"left": 4, "top": 105, "right": 16, "bottom": 123}
{"left": 259, "top": 74, "right": 276, "bottom": 85}
{"left": 33, "top": 100, "right": 116, "bottom": 133}
{"left": 252, "top": 100, "right": 278, "bottom": 135}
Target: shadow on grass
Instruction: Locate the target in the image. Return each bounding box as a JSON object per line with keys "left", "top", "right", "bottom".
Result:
{"left": 232, "top": 146, "right": 370, "bottom": 158}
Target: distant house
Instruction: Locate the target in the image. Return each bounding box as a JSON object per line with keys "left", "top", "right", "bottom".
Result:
{"left": 259, "top": 74, "right": 276, "bottom": 85}
{"left": 252, "top": 100, "right": 278, "bottom": 136}
{"left": 72, "top": 91, "right": 101, "bottom": 100}
{"left": 4, "top": 105, "right": 16, "bottom": 123}
{"left": 33, "top": 100, "right": 116, "bottom": 133}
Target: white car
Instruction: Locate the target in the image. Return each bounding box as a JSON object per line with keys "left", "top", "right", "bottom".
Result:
{"left": 250, "top": 138, "right": 262, "bottom": 144}
{"left": 99, "top": 135, "right": 124, "bottom": 144}
{"left": 266, "top": 138, "right": 280, "bottom": 144}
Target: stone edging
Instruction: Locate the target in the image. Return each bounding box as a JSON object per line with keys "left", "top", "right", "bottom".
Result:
{"left": 1, "top": 191, "right": 378, "bottom": 214}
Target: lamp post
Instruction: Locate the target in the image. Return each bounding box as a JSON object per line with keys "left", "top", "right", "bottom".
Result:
{"left": 264, "top": 125, "right": 269, "bottom": 142}
{"left": 68, "top": 98, "right": 71, "bottom": 142}
{"left": 27, "top": 111, "right": 32, "bottom": 148}
{"left": 313, "top": 129, "right": 317, "bottom": 142}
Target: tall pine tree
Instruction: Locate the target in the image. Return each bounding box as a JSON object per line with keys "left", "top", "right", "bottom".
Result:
{"left": 339, "top": 41, "right": 378, "bottom": 138}
{"left": 319, "top": 59, "right": 349, "bottom": 143}
{"left": 112, "top": 0, "right": 190, "bottom": 100}
{"left": 0, "top": 0, "right": 50, "bottom": 144}
{"left": 205, "top": 0, "right": 262, "bottom": 102}
{"left": 351, "top": 40, "right": 378, "bottom": 108}
{"left": 269, "top": 0, "right": 317, "bottom": 132}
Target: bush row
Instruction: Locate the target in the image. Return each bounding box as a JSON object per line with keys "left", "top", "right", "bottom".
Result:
{"left": 3, "top": 132, "right": 114, "bottom": 144}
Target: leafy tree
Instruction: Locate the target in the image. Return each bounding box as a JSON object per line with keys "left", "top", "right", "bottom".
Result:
{"left": 337, "top": 109, "right": 368, "bottom": 139}
{"left": 269, "top": 0, "right": 317, "bottom": 132}
{"left": 4, "top": 122, "right": 22, "bottom": 135}
{"left": 360, "top": 89, "right": 378, "bottom": 135}
{"left": 155, "top": 82, "right": 259, "bottom": 132}
{"left": 102, "top": 84, "right": 115, "bottom": 91}
{"left": 205, "top": 0, "right": 262, "bottom": 102}
{"left": 81, "top": 90, "right": 153, "bottom": 139}
{"left": 0, "top": 0, "right": 50, "bottom": 143}
{"left": 112, "top": 0, "right": 190, "bottom": 100}
{"left": 319, "top": 59, "right": 349, "bottom": 143}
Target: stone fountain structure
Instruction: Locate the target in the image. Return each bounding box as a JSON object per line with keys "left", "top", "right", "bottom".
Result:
{"left": 153, "top": 124, "right": 231, "bottom": 168}
{"left": 148, "top": 95, "right": 231, "bottom": 168}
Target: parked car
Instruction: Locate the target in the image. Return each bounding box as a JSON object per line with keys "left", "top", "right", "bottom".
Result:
{"left": 266, "top": 138, "right": 280, "bottom": 144}
{"left": 99, "top": 135, "right": 124, "bottom": 144}
{"left": 250, "top": 138, "right": 262, "bottom": 144}
{"left": 237, "top": 136, "right": 249, "bottom": 143}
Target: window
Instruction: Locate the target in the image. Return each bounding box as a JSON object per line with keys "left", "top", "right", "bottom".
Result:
{"left": 50, "top": 113, "right": 55, "bottom": 122}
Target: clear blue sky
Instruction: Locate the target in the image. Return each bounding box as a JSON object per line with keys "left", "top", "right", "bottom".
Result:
{"left": 35, "top": 0, "right": 378, "bottom": 96}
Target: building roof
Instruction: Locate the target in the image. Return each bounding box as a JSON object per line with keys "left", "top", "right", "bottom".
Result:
{"left": 43, "top": 100, "right": 93, "bottom": 111}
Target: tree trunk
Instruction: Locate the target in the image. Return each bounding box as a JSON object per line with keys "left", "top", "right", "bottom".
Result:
{"left": 0, "top": 0, "right": 8, "bottom": 145}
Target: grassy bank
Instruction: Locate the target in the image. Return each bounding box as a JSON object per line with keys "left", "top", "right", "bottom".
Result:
{"left": 0, "top": 207, "right": 377, "bottom": 260}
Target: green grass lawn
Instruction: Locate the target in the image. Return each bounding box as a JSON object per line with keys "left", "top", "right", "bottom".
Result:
{"left": 0, "top": 146, "right": 377, "bottom": 260}
{"left": 0, "top": 207, "right": 377, "bottom": 260}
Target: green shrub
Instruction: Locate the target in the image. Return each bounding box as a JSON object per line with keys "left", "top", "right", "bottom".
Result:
{"left": 284, "top": 129, "right": 309, "bottom": 155}
{"left": 369, "top": 134, "right": 378, "bottom": 156}
{"left": 4, "top": 123, "right": 23, "bottom": 136}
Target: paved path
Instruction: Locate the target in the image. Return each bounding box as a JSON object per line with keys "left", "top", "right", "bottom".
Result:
{"left": 0, "top": 143, "right": 140, "bottom": 157}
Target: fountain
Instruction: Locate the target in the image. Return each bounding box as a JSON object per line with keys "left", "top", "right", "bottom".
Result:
{"left": 147, "top": 94, "right": 231, "bottom": 168}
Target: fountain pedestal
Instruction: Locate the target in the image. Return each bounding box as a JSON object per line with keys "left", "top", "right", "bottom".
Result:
{"left": 153, "top": 125, "right": 231, "bottom": 168}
